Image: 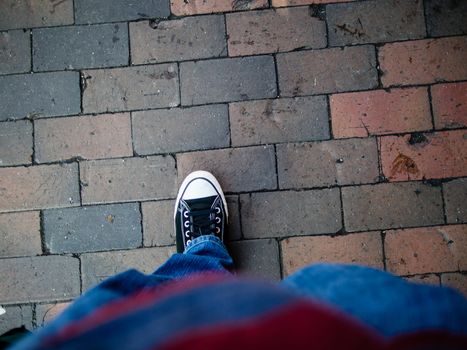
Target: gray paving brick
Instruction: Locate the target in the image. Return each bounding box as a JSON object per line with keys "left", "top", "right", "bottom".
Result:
{"left": 130, "top": 15, "right": 226, "bottom": 65}
{"left": 240, "top": 189, "right": 342, "bottom": 239}
{"left": 443, "top": 178, "right": 467, "bottom": 224}
{"left": 80, "top": 156, "right": 177, "bottom": 204}
{"left": 0, "top": 305, "right": 33, "bottom": 334}
{"left": 327, "top": 0, "right": 425, "bottom": 46}
{"left": 0, "top": 211, "right": 41, "bottom": 258}
{"left": 228, "top": 239, "right": 281, "bottom": 281}
{"left": 229, "top": 96, "right": 329, "bottom": 147}
{"left": 277, "top": 46, "right": 378, "bottom": 96}
{"left": 0, "top": 256, "right": 80, "bottom": 304}
{"left": 425, "top": 0, "right": 467, "bottom": 37}
{"left": 0, "top": 30, "right": 30, "bottom": 74}
{"left": 342, "top": 182, "right": 444, "bottom": 232}
{"left": 0, "top": 0, "right": 73, "bottom": 30}
{"left": 0, "top": 120, "right": 33, "bottom": 166}
{"left": 75, "top": 0, "right": 170, "bottom": 24}
{"left": 81, "top": 247, "right": 175, "bottom": 290}
{"left": 277, "top": 138, "right": 380, "bottom": 189}
{"left": 227, "top": 7, "right": 326, "bottom": 56}
{"left": 43, "top": 203, "right": 142, "bottom": 254}
{"left": 33, "top": 23, "right": 129, "bottom": 71}
{"left": 177, "top": 146, "right": 277, "bottom": 193}
{"left": 0, "top": 72, "right": 80, "bottom": 121}
{"left": 180, "top": 56, "right": 276, "bottom": 106}
{"left": 82, "top": 64, "right": 179, "bottom": 113}
{"left": 132, "top": 105, "right": 229, "bottom": 155}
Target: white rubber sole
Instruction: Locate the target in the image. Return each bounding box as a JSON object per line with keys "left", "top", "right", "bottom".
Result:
{"left": 173, "top": 170, "right": 229, "bottom": 221}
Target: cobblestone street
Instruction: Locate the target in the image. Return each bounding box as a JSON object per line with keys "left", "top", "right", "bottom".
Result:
{"left": 1, "top": 0, "right": 466, "bottom": 332}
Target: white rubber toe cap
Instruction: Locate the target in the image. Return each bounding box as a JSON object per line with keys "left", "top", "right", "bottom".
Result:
{"left": 182, "top": 178, "right": 218, "bottom": 200}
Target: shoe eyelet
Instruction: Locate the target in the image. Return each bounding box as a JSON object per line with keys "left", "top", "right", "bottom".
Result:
{"left": 214, "top": 227, "right": 220, "bottom": 234}
{"left": 184, "top": 221, "right": 190, "bottom": 228}
{"left": 185, "top": 231, "right": 191, "bottom": 237}
{"left": 215, "top": 207, "right": 221, "bottom": 214}
{"left": 215, "top": 217, "right": 221, "bottom": 224}
{"left": 187, "top": 239, "right": 192, "bottom": 245}
{"left": 183, "top": 211, "right": 189, "bottom": 218}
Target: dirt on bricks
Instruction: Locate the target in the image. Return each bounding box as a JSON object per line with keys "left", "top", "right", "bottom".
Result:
{"left": 0, "top": 0, "right": 466, "bottom": 331}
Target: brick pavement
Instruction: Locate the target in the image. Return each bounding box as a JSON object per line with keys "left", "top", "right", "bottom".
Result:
{"left": 0, "top": 0, "right": 466, "bottom": 331}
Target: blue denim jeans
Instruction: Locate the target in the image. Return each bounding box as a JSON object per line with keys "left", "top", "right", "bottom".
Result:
{"left": 23, "top": 235, "right": 467, "bottom": 344}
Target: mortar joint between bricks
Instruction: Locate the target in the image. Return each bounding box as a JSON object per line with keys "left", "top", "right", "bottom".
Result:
{"left": 381, "top": 230, "right": 387, "bottom": 271}
{"left": 77, "top": 160, "right": 83, "bottom": 206}
{"left": 374, "top": 45, "right": 384, "bottom": 90}
{"left": 427, "top": 86, "right": 436, "bottom": 131}
{"left": 127, "top": 21, "right": 132, "bottom": 66}
{"left": 421, "top": 0, "right": 429, "bottom": 38}
{"left": 31, "top": 118, "right": 37, "bottom": 165}
{"left": 271, "top": 144, "right": 280, "bottom": 189}
{"left": 39, "top": 211, "right": 50, "bottom": 255}
{"left": 439, "top": 184, "right": 448, "bottom": 225}
{"left": 277, "top": 237, "right": 284, "bottom": 279}
{"left": 138, "top": 202, "right": 144, "bottom": 248}
{"left": 78, "top": 254, "right": 83, "bottom": 295}
{"left": 31, "top": 304, "right": 38, "bottom": 329}
{"left": 272, "top": 54, "right": 281, "bottom": 98}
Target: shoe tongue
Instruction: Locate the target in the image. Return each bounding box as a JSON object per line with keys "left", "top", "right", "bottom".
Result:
{"left": 185, "top": 196, "right": 218, "bottom": 236}
{"left": 185, "top": 195, "right": 217, "bottom": 211}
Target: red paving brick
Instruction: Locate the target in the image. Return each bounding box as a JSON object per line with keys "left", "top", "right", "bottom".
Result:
{"left": 281, "top": 232, "right": 384, "bottom": 276}
{"left": 380, "top": 130, "right": 467, "bottom": 181}
{"left": 0, "top": 120, "right": 33, "bottom": 166}
{"left": 404, "top": 274, "right": 440, "bottom": 285}
{"left": 0, "top": 211, "right": 41, "bottom": 257}
{"left": 385, "top": 225, "right": 467, "bottom": 275}
{"left": 330, "top": 88, "right": 432, "bottom": 138}
{"left": 34, "top": 114, "right": 133, "bottom": 162}
{"left": 441, "top": 273, "right": 467, "bottom": 296}
{"left": 80, "top": 156, "right": 177, "bottom": 204}
{"left": 379, "top": 37, "right": 467, "bottom": 86}
{"left": 35, "top": 302, "right": 71, "bottom": 326}
{"left": 1, "top": 0, "right": 467, "bottom": 325}
{"left": 0, "top": 164, "right": 79, "bottom": 212}
{"left": 431, "top": 82, "right": 467, "bottom": 129}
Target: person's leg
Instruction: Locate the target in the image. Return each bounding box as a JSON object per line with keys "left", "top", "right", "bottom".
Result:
{"left": 281, "top": 263, "right": 467, "bottom": 337}
{"left": 34, "top": 171, "right": 233, "bottom": 333}
{"left": 153, "top": 235, "right": 233, "bottom": 279}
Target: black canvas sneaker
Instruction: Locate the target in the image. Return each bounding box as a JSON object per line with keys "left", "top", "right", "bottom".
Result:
{"left": 174, "top": 171, "right": 228, "bottom": 253}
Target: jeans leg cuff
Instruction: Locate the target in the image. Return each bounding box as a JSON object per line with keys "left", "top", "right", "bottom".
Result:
{"left": 184, "top": 235, "right": 227, "bottom": 254}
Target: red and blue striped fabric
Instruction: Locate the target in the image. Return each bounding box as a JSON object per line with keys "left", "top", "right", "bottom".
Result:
{"left": 19, "top": 274, "right": 467, "bottom": 350}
